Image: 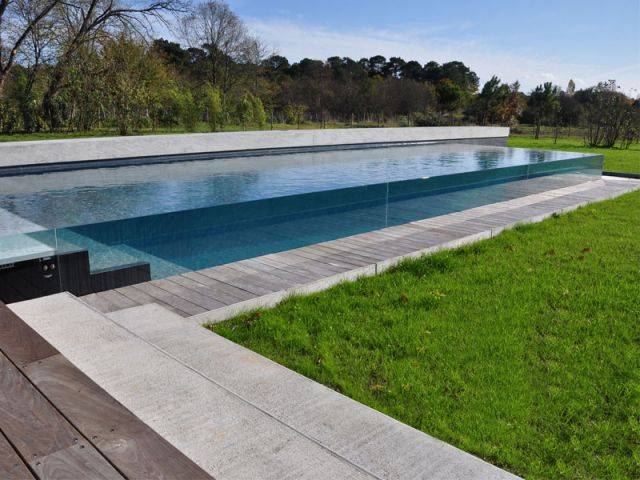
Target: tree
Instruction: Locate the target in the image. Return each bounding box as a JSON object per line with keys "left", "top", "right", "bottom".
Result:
{"left": 235, "top": 92, "right": 252, "bottom": 129}
{"left": 382, "top": 57, "right": 405, "bottom": 79}
{"left": 400, "top": 60, "right": 423, "bottom": 81}
{"left": 284, "top": 103, "right": 307, "bottom": 128}
{"left": 200, "top": 84, "right": 224, "bottom": 131}
{"left": 42, "top": 0, "right": 181, "bottom": 129}
{"left": 439, "top": 61, "right": 479, "bottom": 94}
{"left": 558, "top": 92, "right": 581, "bottom": 137}
{"left": 251, "top": 94, "right": 266, "bottom": 127}
{"left": 178, "top": 0, "right": 262, "bottom": 95}
{"left": 473, "top": 75, "right": 504, "bottom": 125}
{"left": 0, "top": 0, "right": 59, "bottom": 95}
{"left": 581, "top": 80, "right": 633, "bottom": 148}
{"left": 367, "top": 55, "right": 386, "bottom": 77}
{"left": 436, "top": 79, "right": 464, "bottom": 120}
{"left": 101, "top": 34, "right": 169, "bottom": 135}
{"left": 528, "top": 82, "right": 561, "bottom": 139}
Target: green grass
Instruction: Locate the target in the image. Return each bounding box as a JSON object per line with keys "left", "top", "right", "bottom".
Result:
{"left": 508, "top": 136, "right": 640, "bottom": 175}
{"left": 212, "top": 190, "right": 640, "bottom": 480}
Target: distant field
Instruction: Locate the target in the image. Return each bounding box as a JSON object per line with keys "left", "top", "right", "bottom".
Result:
{"left": 508, "top": 136, "right": 639, "bottom": 175}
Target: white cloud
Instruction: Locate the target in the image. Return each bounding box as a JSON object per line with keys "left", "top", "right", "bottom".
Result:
{"left": 247, "top": 18, "right": 640, "bottom": 96}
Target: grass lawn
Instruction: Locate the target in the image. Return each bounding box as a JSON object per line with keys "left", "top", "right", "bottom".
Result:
{"left": 508, "top": 136, "right": 640, "bottom": 175}
{"left": 212, "top": 190, "right": 640, "bottom": 480}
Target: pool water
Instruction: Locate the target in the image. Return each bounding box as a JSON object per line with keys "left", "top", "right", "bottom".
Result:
{"left": 0, "top": 143, "right": 602, "bottom": 279}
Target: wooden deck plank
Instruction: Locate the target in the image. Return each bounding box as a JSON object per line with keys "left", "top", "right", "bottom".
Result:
{"left": 222, "top": 263, "right": 299, "bottom": 291}
{"left": 115, "top": 286, "right": 190, "bottom": 317}
{"left": 271, "top": 250, "right": 352, "bottom": 274}
{"left": 81, "top": 291, "right": 138, "bottom": 314}
{"left": 318, "top": 239, "right": 390, "bottom": 260}
{"left": 181, "top": 271, "right": 256, "bottom": 301}
{"left": 298, "top": 244, "right": 375, "bottom": 267}
{"left": 197, "top": 266, "right": 278, "bottom": 296}
{"left": 81, "top": 293, "right": 117, "bottom": 314}
{"left": 0, "top": 430, "right": 35, "bottom": 480}
{"left": 168, "top": 274, "right": 245, "bottom": 306}
{"left": 287, "top": 245, "right": 369, "bottom": 267}
{"left": 152, "top": 279, "right": 227, "bottom": 311}
{"left": 23, "top": 353, "right": 212, "bottom": 480}
{"left": 132, "top": 283, "right": 208, "bottom": 316}
{"left": 338, "top": 236, "right": 415, "bottom": 256}
{"left": 0, "top": 351, "right": 124, "bottom": 479}
{"left": 241, "top": 257, "right": 321, "bottom": 283}
{"left": 1, "top": 303, "right": 212, "bottom": 479}
{"left": 0, "top": 303, "right": 58, "bottom": 367}
{"left": 249, "top": 256, "right": 330, "bottom": 281}
{"left": 366, "top": 230, "right": 440, "bottom": 249}
{"left": 308, "top": 243, "right": 384, "bottom": 264}
{"left": 230, "top": 258, "right": 311, "bottom": 287}
{"left": 96, "top": 290, "right": 139, "bottom": 311}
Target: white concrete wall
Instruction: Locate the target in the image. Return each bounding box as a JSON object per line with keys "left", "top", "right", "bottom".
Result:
{"left": 0, "top": 126, "right": 509, "bottom": 168}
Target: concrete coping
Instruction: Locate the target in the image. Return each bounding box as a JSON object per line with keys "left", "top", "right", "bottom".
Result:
{"left": 0, "top": 126, "right": 509, "bottom": 170}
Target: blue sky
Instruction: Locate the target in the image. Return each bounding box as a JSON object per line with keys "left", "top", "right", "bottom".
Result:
{"left": 217, "top": 0, "right": 639, "bottom": 95}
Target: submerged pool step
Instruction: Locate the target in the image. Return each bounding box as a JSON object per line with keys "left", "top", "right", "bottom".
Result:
{"left": 10, "top": 294, "right": 519, "bottom": 480}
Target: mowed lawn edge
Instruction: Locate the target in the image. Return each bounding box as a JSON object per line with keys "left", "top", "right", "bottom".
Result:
{"left": 212, "top": 190, "right": 640, "bottom": 480}
{"left": 508, "top": 136, "right": 640, "bottom": 175}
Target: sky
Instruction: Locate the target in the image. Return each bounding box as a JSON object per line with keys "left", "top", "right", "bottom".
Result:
{"left": 207, "top": 0, "right": 639, "bottom": 96}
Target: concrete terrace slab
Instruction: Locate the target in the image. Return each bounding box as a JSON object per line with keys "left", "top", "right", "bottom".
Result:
{"left": 80, "top": 176, "right": 640, "bottom": 322}
{"left": 10, "top": 294, "right": 519, "bottom": 480}
{"left": 108, "top": 303, "right": 520, "bottom": 480}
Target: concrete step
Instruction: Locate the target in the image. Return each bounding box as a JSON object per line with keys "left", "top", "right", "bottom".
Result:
{"left": 9, "top": 293, "right": 374, "bottom": 480}
{"left": 107, "top": 303, "right": 519, "bottom": 480}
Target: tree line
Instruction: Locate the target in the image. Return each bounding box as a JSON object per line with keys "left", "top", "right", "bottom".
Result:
{"left": 1, "top": 0, "right": 638, "bottom": 148}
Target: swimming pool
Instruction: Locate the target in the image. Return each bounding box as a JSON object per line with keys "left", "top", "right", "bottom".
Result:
{"left": 0, "top": 142, "right": 602, "bottom": 290}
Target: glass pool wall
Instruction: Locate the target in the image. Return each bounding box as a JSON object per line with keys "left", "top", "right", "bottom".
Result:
{"left": 0, "top": 154, "right": 602, "bottom": 283}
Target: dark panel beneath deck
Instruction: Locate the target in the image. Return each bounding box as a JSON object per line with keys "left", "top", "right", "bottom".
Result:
{"left": 0, "top": 251, "right": 150, "bottom": 304}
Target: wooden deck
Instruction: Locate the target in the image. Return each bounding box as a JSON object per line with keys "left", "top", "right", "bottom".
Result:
{"left": 81, "top": 176, "right": 640, "bottom": 322}
{"left": 0, "top": 302, "right": 213, "bottom": 480}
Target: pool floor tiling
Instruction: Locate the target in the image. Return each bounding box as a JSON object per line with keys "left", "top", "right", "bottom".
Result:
{"left": 5, "top": 170, "right": 600, "bottom": 283}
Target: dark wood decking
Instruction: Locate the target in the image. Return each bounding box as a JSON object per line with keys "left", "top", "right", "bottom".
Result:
{"left": 81, "top": 177, "right": 640, "bottom": 321}
{"left": 0, "top": 302, "right": 213, "bottom": 480}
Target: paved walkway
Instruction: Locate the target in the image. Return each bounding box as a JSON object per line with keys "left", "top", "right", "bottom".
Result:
{"left": 11, "top": 294, "right": 519, "bottom": 480}
{"left": 81, "top": 176, "right": 640, "bottom": 324}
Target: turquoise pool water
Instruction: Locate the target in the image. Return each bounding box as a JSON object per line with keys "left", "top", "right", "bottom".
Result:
{"left": 0, "top": 143, "right": 602, "bottom": 279}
